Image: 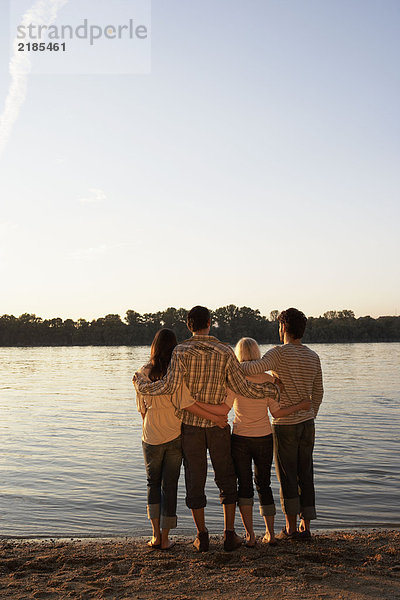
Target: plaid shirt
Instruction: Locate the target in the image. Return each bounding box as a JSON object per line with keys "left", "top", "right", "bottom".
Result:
{"left": 135, "top": 334, "right": 280, "bottom": 427}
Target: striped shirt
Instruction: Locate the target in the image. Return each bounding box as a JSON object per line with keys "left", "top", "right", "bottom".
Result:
{"left": 134, "top": 334, "right": 280, "bottom": 427}
{"left": 241, "top": 343, "right": 323, "bottom": 425}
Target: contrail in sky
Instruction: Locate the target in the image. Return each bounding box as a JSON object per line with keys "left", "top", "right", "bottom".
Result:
{"left": 0, "top": 0, "right": 69, "bottom": 158}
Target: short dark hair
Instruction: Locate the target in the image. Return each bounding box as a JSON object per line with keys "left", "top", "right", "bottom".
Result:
{"left": 187, "top": 306, "right": 211, "bottom": 332}
{"left": 278, "top": 308, "right": 307, "bottom": 339}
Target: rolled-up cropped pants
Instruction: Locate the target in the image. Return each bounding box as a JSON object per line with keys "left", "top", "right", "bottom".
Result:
{"left": 142, "top": 435, "right": 183, "bottom": 529}
{"left": 231, "top": 432, "right": 276, "bottom": 516}
{"left": 181, "top": 423, "right": 238, "bottom": 509}
{"left": 273, "top": 419, "right": 317, "bottom": 520}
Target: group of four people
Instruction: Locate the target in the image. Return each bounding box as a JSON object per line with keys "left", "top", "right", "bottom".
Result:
{"left": 133, "top": 305, "right": 323, "bottom": 551}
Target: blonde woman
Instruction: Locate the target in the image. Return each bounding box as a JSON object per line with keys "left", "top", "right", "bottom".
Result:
{"left": 229, "top": 338, "right": 311, "bottom": 546}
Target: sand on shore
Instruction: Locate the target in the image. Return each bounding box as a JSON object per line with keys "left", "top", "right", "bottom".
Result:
{"left": 0, "top": 529, "right": 399, "bottom": 600}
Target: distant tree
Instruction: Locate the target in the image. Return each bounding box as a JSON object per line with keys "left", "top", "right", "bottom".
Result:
{"left": 125, "top": 310, "right": 143, "bottom": 326}
{"left": 269, "top": 310, "right": 279, "bottom": 322}
{"left": 212, "top": 305, "right": 240, "bottom": 340}
{"left": 101, "top": 314, "right": 125, "bottom": 344}
{"left": 63, "top": 319, "right": 76, "bottom": 329}
{"left": 18, "top": 313, "right": 42, "bottom": 324}
{"left": 234, "top": 306, "right": 264, "bottom": 340}
{"left": 337, "top": 309, "right": 355, "bottom": 319}
{"left": 77, "top": 318, "right": 89, "bottom": 329}
{"left": 212, "top": 305, "right": 272, "bottom": 343}
{"left": 0, "top": 314, "right": 17, "bottom": 322}
{"left": 62, "top": 319, "right": 76, "bottom": 345}
{"left": 323, "top": 310, "right": 339, "bottom": 320}
{"left": 103, "top": 314, "right": 123, "bottom": 326}
{"left": 323, "top": 309, "right": 355, "bottom": 320}
{"left": 74, "top": 319, "right": 90, "bottom": 345}
{"left": 160, "top": 307, "right": 188, "bottom": 340}
{"left": 1, "top": 307, "right": 399, "bottom": 346}
{"left": 0, "top": 314, "right": 17, "bottom": 345}
{"left": 47, "top": 318, "right": 63, "bottom": 328}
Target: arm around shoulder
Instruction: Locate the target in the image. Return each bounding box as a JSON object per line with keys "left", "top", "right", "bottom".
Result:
{"left": 240, "top": 346, "right": 281, "bottom": 376}
{"left": 134, "top": 351, "right": 185, "bottom": 396}
{"left": 226, "top": 353, "right": 280, "bottom": 401}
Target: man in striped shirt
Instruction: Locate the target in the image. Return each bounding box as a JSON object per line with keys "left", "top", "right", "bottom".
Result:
{"left": 134, "top": 306, "right": 280, "bottom": 552}
{"left": 241, "top": 308, "right": 323, "bottom": 540}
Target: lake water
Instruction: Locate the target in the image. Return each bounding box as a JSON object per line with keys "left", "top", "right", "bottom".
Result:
{"left": 0, "top": 343, "right": 399, "bottom": 538}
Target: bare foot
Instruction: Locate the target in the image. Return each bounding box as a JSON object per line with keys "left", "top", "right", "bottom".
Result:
{"left": 161, "top": 540, "right": 176, "bottom": 550}
{"left": 147, "top": 537, "right": 161, "bottom": 549}
{"left": 262, "top": 533, "right": 277, "bottom": 546}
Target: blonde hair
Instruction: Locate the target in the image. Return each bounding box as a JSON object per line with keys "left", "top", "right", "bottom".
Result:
{"left": 235, "top": 337, "right": 261, "bottom": 363}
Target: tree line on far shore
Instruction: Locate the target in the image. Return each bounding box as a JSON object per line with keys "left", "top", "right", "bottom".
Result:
{"left": 0, "top": 306, "right": 399, "bottom": 347}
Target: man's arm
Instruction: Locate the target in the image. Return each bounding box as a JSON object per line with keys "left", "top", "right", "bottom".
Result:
{"left": 226, "top": 353, "right": 280, "bottom": 401}
{"left": 240, "top": 346, "right": 280, "bottom": 376}
{"left": 312, "top": 359, "right": 324, "bottom": 417}
{"left": 195, "top": 402, "right": 230, "bottom": 416}
{"left": 133, "top": 350, "right": 185, "bottom": 396}
{"left": 184, "top": 403, "right": 228, "bottom": 428}
{"left": 268, "top": 397, "right": 312, "bottom": 418}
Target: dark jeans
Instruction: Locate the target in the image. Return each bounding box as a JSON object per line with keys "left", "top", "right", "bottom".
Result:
{"left": 181, "top": 423, "right": 238, "bottom": 509}
{"left": 273, "top": 419, "right": 316, "bottom": 520}
{"left": 231, "top": 433, "right": 276, "bottom": 516}
{"left": 142, "top": 435, "right": 183, "bottom": 529}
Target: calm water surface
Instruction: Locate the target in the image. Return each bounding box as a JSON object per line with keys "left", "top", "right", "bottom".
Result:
{"left": 0, "top": 344, "right": 399, "bottom": 537}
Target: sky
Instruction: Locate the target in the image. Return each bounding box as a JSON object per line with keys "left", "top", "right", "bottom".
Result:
{"left": 0, "top": 0, "right": 399, "bottom": 321}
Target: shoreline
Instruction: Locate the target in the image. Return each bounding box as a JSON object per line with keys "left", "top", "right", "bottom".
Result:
{"left": 1, "top": 529, "right": 399, "bottom": 599}
{"left": 1, "top": 524, "right": 399, "bottom": 542}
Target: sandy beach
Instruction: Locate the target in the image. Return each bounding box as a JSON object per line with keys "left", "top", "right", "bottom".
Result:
{"left": 0, "top": 529, "right": 399, "bottom": 600}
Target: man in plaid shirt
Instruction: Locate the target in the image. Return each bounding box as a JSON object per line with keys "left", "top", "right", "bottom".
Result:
{"left": 134, "top": 306, "right": 280, "bottom": 552}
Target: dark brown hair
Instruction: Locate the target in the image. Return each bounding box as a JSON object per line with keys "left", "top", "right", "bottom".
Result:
{"left": 148, "top": 328, "right": 178, "bottom": 381}
{"left": 187, "top": 306, "right": 210, "bottom": 332}
{"left": 278, "top": 308, "right": 307, "bottom": 339}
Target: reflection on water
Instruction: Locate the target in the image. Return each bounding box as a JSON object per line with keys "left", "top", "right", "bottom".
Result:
{"left": 0, "top": 343, "right": 399, "bottom": 537}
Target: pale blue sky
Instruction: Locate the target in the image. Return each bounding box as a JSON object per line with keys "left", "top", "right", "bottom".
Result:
{"left": 0, "top": 0, "right": 399, "bottom": 320}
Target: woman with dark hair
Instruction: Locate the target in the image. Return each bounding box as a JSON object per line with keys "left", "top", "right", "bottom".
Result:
{"left": 135, "top": 328, "right": 228, "bottom": 550}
